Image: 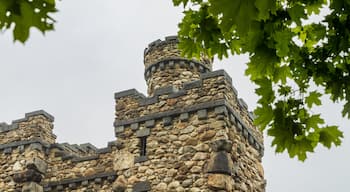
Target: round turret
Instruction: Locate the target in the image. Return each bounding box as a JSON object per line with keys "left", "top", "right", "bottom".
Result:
{"left": 144, "top": 36, "right": 213, "bottom": 96}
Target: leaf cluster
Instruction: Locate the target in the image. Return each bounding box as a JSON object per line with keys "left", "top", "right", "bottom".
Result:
{"left": 174, "top": 0, "right": 349, "bottom": 161}
{"left": 0, "top": 0, "right": 57, "bottom": 43}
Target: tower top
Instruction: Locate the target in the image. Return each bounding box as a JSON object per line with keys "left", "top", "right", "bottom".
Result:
{"left": 143, "top": 36, "right": 213, "bottom": 95}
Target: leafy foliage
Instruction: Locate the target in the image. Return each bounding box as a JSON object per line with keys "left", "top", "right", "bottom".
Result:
{"left": 174, "top": 0, "right": 349, "bottom": 161}
{"left": 0, "top": 0, "right": 57, "bottom": 43}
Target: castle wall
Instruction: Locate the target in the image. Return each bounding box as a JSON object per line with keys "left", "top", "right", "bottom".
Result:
{"left": 0, "top": 36, "right": 265, "bottom": 192}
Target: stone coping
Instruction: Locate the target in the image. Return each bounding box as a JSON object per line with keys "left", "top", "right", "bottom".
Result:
{"left": 0, "top": 138, "right": 116, "bottom": 160}
{"left": 115, "top": 69, "right": 256, "bottom": 121}
{"left": 0, "top": 139, "right": 50, "bottom": 150}
{"left": 0, "top": 110, "right": 54, "bottom": 133}
{"left": 114, "top": 99, "right": 264, "bottom": 156}
{"left": 116, "top": 69, "right": 238, "bottom": 103}
{"left": 52, "top": 141, "right": 117, "bottom": 162}
{"left": 143, "top": 36, "right": 212, "bottom": 66}
{"left": 144, "top": 57, "right": 211, "bottom": 80}
{"left": 144, "top": 35, "right": 179, "bottom": 56}
{"left": 43, "top": 172, "right": 117, "bottom": 190}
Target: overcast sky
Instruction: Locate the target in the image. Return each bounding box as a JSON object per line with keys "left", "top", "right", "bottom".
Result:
{"left": 1, "top": 1, "right": 349, "bottom": 191}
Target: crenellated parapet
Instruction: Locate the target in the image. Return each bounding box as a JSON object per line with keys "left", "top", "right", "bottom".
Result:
{"left": 114, "top": 69, "right": 264, "bottom": 155}
{"left": 0, "top": 110, "right": 56, "bottom": 145}
{"left": 143, "top": 36, "right": 213, "bottom": 95}
{"left": 144, "top": 36, "right": 212, "bottom": 68}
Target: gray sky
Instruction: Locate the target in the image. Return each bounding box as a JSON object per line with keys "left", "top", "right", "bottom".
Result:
{"left": 1, "top": 1, "right": 349, "bottom": 191}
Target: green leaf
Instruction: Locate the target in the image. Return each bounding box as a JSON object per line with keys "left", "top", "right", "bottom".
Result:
{"left": 342, "top": 102, "right": 350, "bottom": 118}
{"left": 287, "top": 4, "right": 306, "bottom": 26}
{"left": 305, "top": 114, "right": 324, "bottom": 130}
{"left": 255, "top": 0, "right": 276, "bottom": 21}
{"left": 273, "top": 29, "right": 293, "bottom": 57}
{"left": 273, "top": 65, "right": 291, "bottom": 83}
{"left": 254, "top": 105, "right": 274, "bottom": 130}
{"left": 319, "top": 126, "right": 343, "bottom": 148}
{"left": 245, "top": 46, "right": 278, "bottom": 80}
{"left": 305, "top": 91, "right": 322, "bottom": 108}
{"left": 209, "top": 0, "right": 258, "bottom": 34}
{"left": 0, "top": 0, "right": 57, "bottom": 43}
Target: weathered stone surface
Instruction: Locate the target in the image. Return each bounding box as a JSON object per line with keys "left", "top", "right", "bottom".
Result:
{"left": 26, "top": 157, "right": 47, "bottom": 174}
{"left": 208, "top": 174, "right": 234, "bottom": 191}
{"left": 136, "top": 128, "right": 151, "bottom": 138}
{"left": 133, "top": 181, "right": 151, "bottom": 192}
{"left": 207, "top": 151, "right": 233, "bottom": 175}
{"left": 112, "top": 175, "right": 127, "bottom": 192}
{"left": 211, "top": 139, "right": 233, "bottom": 152}
{"left": 200, "top": 130, "right": 216, "bottom": 141}
{"left": 113, "top": 151, "right": 134, "bottom": 171}
{"left": 22, "top": 182, "right": 43, "bottom": 192}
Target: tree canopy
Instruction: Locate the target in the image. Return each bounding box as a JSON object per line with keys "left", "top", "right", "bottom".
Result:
{"left": 1, "top": 0, "right": 350, "bottom": 161}
{"left": 173, "top": 0, "right": 349, "bottom": 161}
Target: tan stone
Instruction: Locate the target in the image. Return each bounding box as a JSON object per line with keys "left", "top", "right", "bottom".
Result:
{"left": 113, "top": 151, "right": 134, "bottom": 171}
{"left": 200, "top": 130, "right": 216, "bottom": 141}
{"left": 208, "top": 174, "right": 234, "bottom": 191}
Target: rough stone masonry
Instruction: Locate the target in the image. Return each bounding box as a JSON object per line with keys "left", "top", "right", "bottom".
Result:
{"left": 0, "top": 36, "right": 265, "bottom": 192}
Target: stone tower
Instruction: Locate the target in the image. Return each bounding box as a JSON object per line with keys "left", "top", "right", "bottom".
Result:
{"left": 0, "top": 36, "right": 265, "bottom": 192}
{"left": 114, "top": 36, "right": 265, "bottom": 191}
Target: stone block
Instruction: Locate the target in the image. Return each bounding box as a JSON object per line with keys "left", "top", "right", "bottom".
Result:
{"left": 243, "top": 128, "right": 249, "bottom": 139}
{"left": 56, "top": 185, "right": 63, "bottom": 190}
{"left": 211, "top": 139, "right": 233, "bottom": 152}
{"left": 134, "top": 156, "right": 148, "bottom": 163}
{"left": 248, "top": 135, "right": 255, "bottom": 145}
{"left": 159, "top": 62, "right": 165, "bottom": 70}
{"left": 230, "top": 114, "right": 236, "bottom": 124}
{"left": 145, "top": 120, "right": 155, "bottom": 128}
{"left": 190, "top": 62, "right": 196, "bottom": 69}
{"left": 169, "top": 61, "right": 175, "bottom": 69}
{"left": 26, "top": 158, "right": 47, "bottom": 174}
{"left": 197, "top": 109, "right": 207, "bottom": 120}
{"left": 163, "top": 116, "right": 172, "bottom": 126}
{"left": 154, "top": 86, "right": 175, "bottom": 95}
{"left": 115, "top": 126, "right": 124, "bottom": 134}
{"left": 68, "top": 183, "right": 77, "bottom": 189}
{"left": 25, "top": 110, "right": 54, "bottom": 122}
{"left": 18, "top": 145, "right": 25, "bottom": 153}
{"left": 183, "top": 80, "right": 202, "bottom": 90}
{"left": 236, "top": 123, "right": 242, "bottom": 132}
{"left": 208, "top": 174, "right": 234, "bottom": 191}
{"left": 215, "top": 106, "right": 227, "bottom": 115}
{"left": 29, "top": 143, "right": 43, "bottom": 152}
{"left": 207, "top": 151, "right": 233, "bottom": 175}
{"left": 22, "top": 182, "right": 43, "bottom": 192}
{"left": 95, "top": 178, "right": 102, "bottom": 184}
{"left": 165, "top": 35, "right": 178, "bottom": 41}
{"left": 133, "top": 181, "right": 151, "bottom": 192}
{"left": 238, "top": 98, "right": 248, "bottom": 109}
{"left": 3, "top": 147, "right": 12, "bottom": 154}
{"left": 136, "top": 128, "right": 150, "bottom": 138}
{"left": 179, "top": 113, "right": 189, "bottom": 122}
{"left": 82, "top": 180, "right": 89, "bottom": 186}
{"left": 131, "top": 123, "right": 139, "bottom": 131}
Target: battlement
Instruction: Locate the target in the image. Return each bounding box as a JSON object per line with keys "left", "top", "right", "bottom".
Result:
{"left": 0, "top": 110, "right": 56, "bottom": 146}
{"left": 114, "top": 69, "right": 263, "bottom": 155}
{"left": 143, "top": 36, "right": 213, "bottom": 95}
{"left": 144, "top": 36, "right": 212, "bottom": 68}
{"left": 0, "top": 110, "right": 54, "bottom": 133}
